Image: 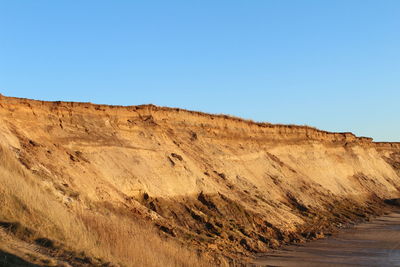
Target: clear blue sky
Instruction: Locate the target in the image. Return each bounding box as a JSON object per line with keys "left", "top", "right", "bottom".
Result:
{"left": 1, "top": 1, "right": 399, "bottom": 141}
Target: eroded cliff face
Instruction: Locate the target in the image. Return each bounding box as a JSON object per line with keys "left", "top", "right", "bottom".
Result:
{"left": 0, "top": 95, "right": 399, "bottom": 263}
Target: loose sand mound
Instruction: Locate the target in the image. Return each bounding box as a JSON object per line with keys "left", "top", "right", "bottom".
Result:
{"left": 0, "top": 95, "right": 399, "bottom": 266}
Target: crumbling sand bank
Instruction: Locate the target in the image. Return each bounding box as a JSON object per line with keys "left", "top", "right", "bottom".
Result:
{"left": 0, "top": 95, "right": 399, "bottom": 265}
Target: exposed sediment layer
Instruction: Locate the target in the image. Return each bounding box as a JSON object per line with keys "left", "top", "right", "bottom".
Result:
{"left": 0, "top": 94, "right": 399, "bottom": 264}
{"left": 0, "top": 94, "right": 391, "bottom": 145}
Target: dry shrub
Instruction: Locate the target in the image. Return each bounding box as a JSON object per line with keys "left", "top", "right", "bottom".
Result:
{"left": 79, "top": 212, "right": 209, "bottom": 267}
{"left": 0, "top": 145, "right": 212, "bottom": 267}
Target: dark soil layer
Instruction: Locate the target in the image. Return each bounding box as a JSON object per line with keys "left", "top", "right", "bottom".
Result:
{"left": 138, "top": 193, "right": 396, "bottom": 263}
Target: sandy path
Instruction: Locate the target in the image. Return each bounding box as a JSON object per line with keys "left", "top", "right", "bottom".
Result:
{"left": 254, "top": 210, "right": 400, "bottom": 267}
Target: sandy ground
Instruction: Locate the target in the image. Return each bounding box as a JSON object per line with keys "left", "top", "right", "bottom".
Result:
{"left": 254, "top": 210, "right": 400, "bottom": 266}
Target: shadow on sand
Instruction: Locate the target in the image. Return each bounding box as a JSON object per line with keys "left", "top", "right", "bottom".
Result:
{"left": 0, "top": 250, "right": 45, "bottom": 267}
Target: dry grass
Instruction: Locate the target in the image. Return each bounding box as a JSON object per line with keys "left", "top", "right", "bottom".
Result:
{"left": 0, "top": 145, "right": 212, "bottom": 267}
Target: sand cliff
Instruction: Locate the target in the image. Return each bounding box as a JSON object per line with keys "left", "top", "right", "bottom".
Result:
{"left": 0, "top": 95, "right": 399, "bottom": 265}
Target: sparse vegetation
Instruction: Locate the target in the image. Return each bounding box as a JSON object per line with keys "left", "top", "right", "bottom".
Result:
{"left": 0, "top": 145, "right": 211, "bottom": 267}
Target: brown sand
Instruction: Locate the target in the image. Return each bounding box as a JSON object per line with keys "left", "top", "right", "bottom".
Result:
{"left": 0, "top": 95, "right": 400, "bottom": 264}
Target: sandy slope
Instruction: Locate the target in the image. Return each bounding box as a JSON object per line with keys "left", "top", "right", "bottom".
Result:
{"left": 0, "top": 94, "right": 399, "bottom": 265}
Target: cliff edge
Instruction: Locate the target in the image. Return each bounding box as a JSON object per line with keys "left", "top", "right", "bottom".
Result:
{"left": 0, "top": 95, "right": 399, "bottom": 266}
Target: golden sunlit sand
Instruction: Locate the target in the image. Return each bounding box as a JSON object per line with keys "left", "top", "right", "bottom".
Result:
{"left": 0, "top": 95, "right": 399, "bottom": 266}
